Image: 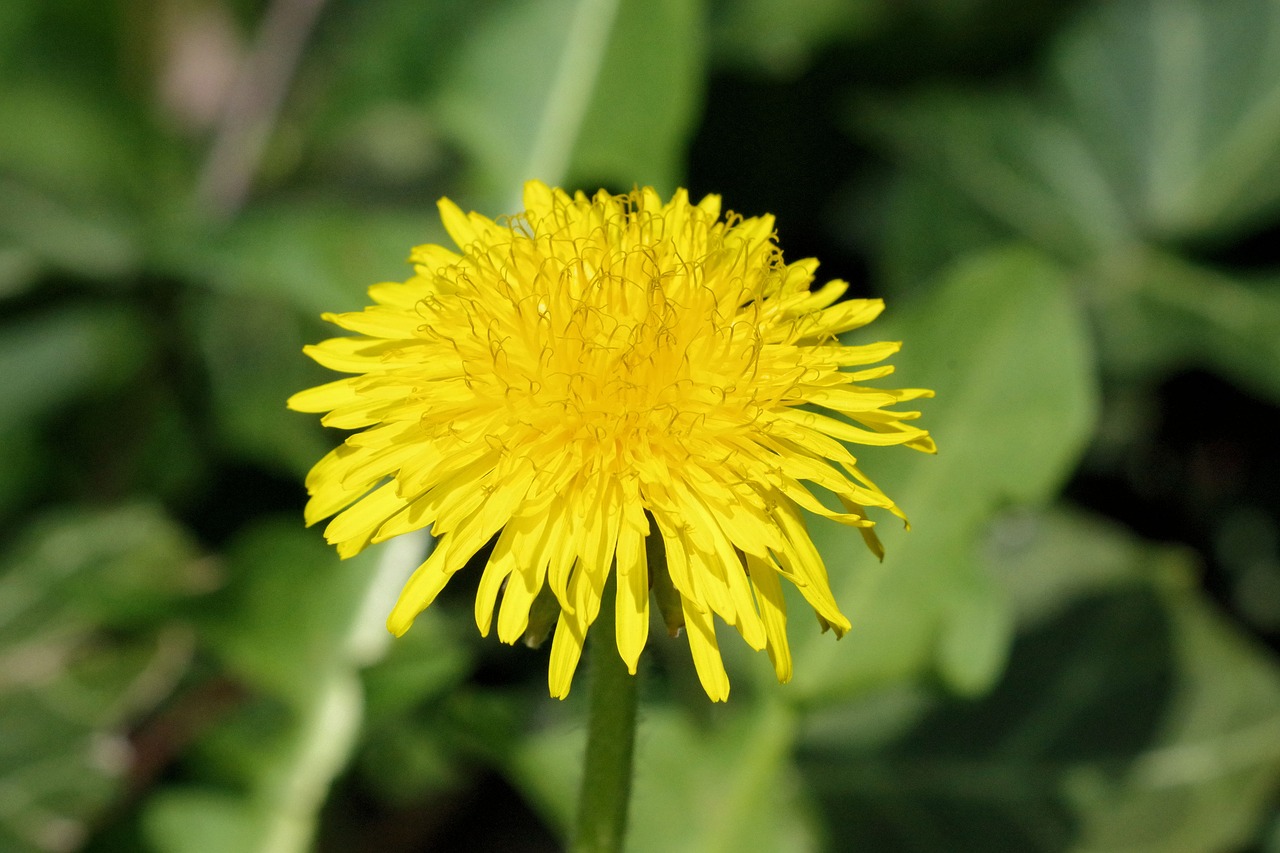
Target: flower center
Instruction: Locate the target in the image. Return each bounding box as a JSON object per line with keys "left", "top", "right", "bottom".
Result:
{"left": 444, "top": 223, "right": 782, "bottom": 478}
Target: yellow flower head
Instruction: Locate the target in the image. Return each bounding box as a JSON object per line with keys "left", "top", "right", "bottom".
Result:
{"left": 288, "top": 181, "right": 934, "bottom": 701}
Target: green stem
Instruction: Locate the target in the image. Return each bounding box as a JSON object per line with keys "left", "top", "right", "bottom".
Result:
{"left": 571, "top": 578, "right": 639, "bottom": 853}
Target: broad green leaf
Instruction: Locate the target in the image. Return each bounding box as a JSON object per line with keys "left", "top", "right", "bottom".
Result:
{"left": 0, "top": 81, "right": 142, "bottom": 203}
{"left": 854, "top": 0, "right": 1280, "bottom": 403}
{"left": 435, "top": 0, "right": 704, "bottom": 207}
{"left": 1051, "top": 0, "right": 1280, "bottom": 242}
{"left": 144, "top": 791, "right": 260, "bottom": 853}
{"left": 0, "top": 506, "right": 209, "bottom": 635}
{"left": 794, "top": 246, "right": 1099, "bottom": 701}
{"left": 510, "top": 697, "right": 820, "bottom": 852}
{"left": 352, "top": 611, "right": 474, "bottom": 804}
{"left": 874, "top": 169, "right": 1022, "bottom": 297}
{"left": 166, "top": 201, "right": 437, "bottom": 318}
{"left": 0, "top": 427, "right": 38, "bottom": 520}
{"left": 144, "top": 674, "right": 365, "bottom": 853}
{"left": 158, "top": 524, "right": 445, "bottom": 853}
{"left": 354, "top": 711, "right": 463, "bottom": 805}
{"left": 1090, "top": 249, "right": 1280, "bottom": 404}
{"left": 803, "top": 507, "right": 1280, "bottom": 845}
{"left": 0, "top": 243, "right": 42, "bottom": 300}
{"left": 570, "top": 0, "right": 704, "bottom": 193}
{"left": 800, "top": 587, "right": 1173, "bottom": 851}
{"left": 189, "top": 293, "right": 334, "bottom": 477}
{"left": 982, "top": 508, "right": 1196, "bottom": 629}
{"left": 857, "top": 90, "right": 1133, "bottom": 263}
{"left": 0, "top": 505, "right": 203, "bottom": 853}
{"left": 867, "top": 126, "right": 1280, "bottom": 404}
{"left": 0, "top": 0, "right": 39, "bottom": 72}
{"left": 201, "top": 521, "right": 380, "bottom": 706}
{"left": 1072, "top": 594, "right": 1280, "bottom": 853}
{"left": 858, "top": 0, "right": 1280, "bottom": 251}
{"left": 301, "top": 0, "right": 505, "bottom": 120}
{"left": 1266, "top": 811, "right": 1280, "bottom": 852}
{"left": 627, "top": 701, "right": 818, "bottom": 853}
{"left": 0, "top": 305, "right": 150, "bottom": 435}
{"left": 797, "top": 511, "right": 1280, "bottom": 853}
{"left": 987, "top": 510, "right": 1280, "bottom": 853}
{"left": 0, "top": 173, "right": 141, "bottom": 282}
{"left": 291, "top": 0, "right": 508, "bottom": 196}
{"left": 360, "top": 613, "right": 474, "bottom": 724}
{"left": 0, "top": 82, "right": 144, "bottom": 278}
{"left": 709, "top": 0, "right": 880, "bottom": 76}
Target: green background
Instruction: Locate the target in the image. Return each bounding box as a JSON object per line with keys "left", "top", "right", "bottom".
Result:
{"left": 2, "top": 0, "right": 1280, "bottom": 850}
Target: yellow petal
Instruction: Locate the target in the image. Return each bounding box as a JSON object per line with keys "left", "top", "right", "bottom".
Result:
{"left": 682, "top": 598, "right": 729, "bottom": 702}
{"left": 324, "top": 481, "right": 407, "bottom": 549}
{"left": 747, "top": 554, "right": 793, "bottom": 683}
{"left": 322, "top": 307, "right": 423, "bottom": 339}
{"left": 613, "top": 501, "right": 649, "bottom": 673}
{"left": 286, "top": 377, "right": 361, "bottom": 413}
{"left": 387, "top": 535, "right": 466, "bottom": 636}
{"left": 547, "top": 610, "right": 586, "bottom": 699}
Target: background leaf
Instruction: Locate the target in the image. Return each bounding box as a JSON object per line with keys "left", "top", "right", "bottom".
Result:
{"left": 0, "top": 506, "right": 203, "bottom": 853}
{"left": 435, "top": 0, "right": 704, "bottom": 206}
{"left": 853, "top": 0, "right": 1280, "bottom": 406}
{"left": 795, "top": 246, "right": 1099, "bottom": 700}
{"left": 0, "top": 305, "right": 151, "bottom": 435}
{"left": 1050, "top": 0, "right": 1280, "bottom": 242}
{"left": 799, "top": 509, "right": 1280, "bottom": 853}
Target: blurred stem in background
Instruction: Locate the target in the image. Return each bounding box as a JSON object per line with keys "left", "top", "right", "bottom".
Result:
{"left": 196, "top": 0, "right": 327, "bottom": 220}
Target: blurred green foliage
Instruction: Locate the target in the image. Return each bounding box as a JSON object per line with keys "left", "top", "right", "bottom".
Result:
{"left": 2, "top": 0, "right": 1279, "bottom": 851}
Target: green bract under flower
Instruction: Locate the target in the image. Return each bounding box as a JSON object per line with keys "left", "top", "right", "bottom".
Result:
{"left": 288, "top": 181, "right": 934, "bottom": 701}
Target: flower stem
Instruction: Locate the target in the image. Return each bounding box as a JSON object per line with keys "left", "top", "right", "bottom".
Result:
{"left": 571, "top": 579, "right": 638, "bottom": 853}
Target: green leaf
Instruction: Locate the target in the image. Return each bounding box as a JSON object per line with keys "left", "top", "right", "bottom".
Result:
{"left": 189, "top": 293, "right": 335, "bottom": 478}
{"left": 982, "top": 507, "right": 1196, "bottom": 629}
{"left": 858, "top": 0, "right": 1280, "bottom": 253}
{"left": 0, "top": 505, "right": 202, "bottom": 853}
{"left": 0, "top": 504, "right": 205, "bottom": 642}
{"left": 0, "top": 0, "right": 40, "bottom": 74}
{"left": 158, "top": 524, "right": 446, "bottom": 853}
{"left": 510, "top": 698, "right": 820, "bottom": 852}
{"left": 794, "top": 246, "right": 1099, "bottom": 701}
{"left": 144, "top": 673, "right": 365, "bottom": 853}
{"left": 301, "top": 0, "right": 504, "bottom": 119}
{"left": 201, "top": 521, "right": 378, "bottom": 706}
{"left": 570, "top": 0, "right": 704, "bottom": 193}
{"left": 1049, "top": 0, "right": 1280, "bottom": 243}
{"left": 801, "top": 588, "right": 1173, "bottom": 851}
{"left": 0, "top": 427, "right": 38, "bottom": 521}
{"left": 435, "top": 0, "right": 704, "bottom": 206}
{"left": 857, "top": 89, "right": 1133, "bottom": 263}
{"left": 1072, "top": 593, "right": 1280, "bottom": 853}
{"left": 873, "top": 169, "right": 1018, "bottom": 298}
{"left": 351, "top": 611, "right": 474, "bottom": 804}
{"left": 797, "top": 511, "right": 1280, "bottom": 853}
{"left": 0, "top": 304, "right": 151, "bottom": 435}
{"left": 709, "top": 0, "right": 881, "bottom": 77}
{"left": 167, "top": 201, "right": 436, "bottom": 318}
{"left": 1091, "top": 249, "right": 1280, "bottom": 404}
{"left": 144, "top": 791, "right": 260, "bottom": 853}
{"left": 0, "top": 243, "right": 42, "bottom": 300}
{"left": 860, "top": 95, "right": 1280, "bottom": 402}
{"left": 0, "top": 82, "right": 145, "bottom": 278}
{"left": 854, "top": 0, "right": 1280, "bottom": 405}
{"left": 0, "top": 83, "right": 141, "bottom": 203}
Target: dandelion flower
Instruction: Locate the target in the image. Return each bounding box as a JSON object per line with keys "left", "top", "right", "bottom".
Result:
{"left": 288, "top": 181, "right": 934, "bottom": 701}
